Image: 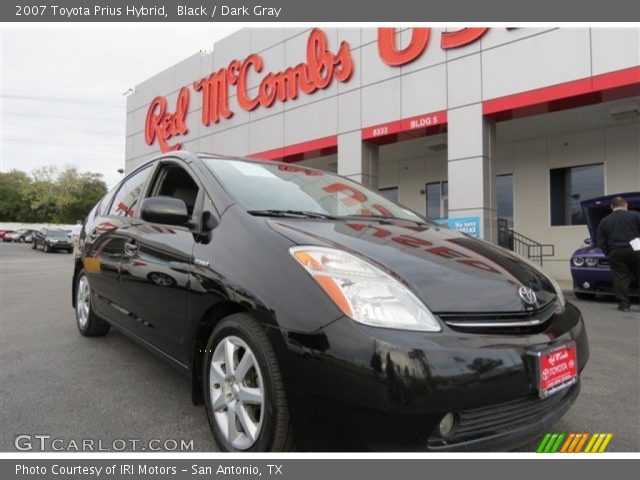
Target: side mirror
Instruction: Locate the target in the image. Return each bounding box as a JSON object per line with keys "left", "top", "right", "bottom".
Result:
{"left": 584, "top": 238, "right": 594, "bottom": 246}
{"left": 201, "top": 211, "right": 218, "bottom": 232}
{"left": 141, "top": 197, "right": 189, "bottom": 226}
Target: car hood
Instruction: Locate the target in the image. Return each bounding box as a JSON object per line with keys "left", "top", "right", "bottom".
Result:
{"left": 581, "top": 192, "right": 640, "bottom": 242}
{"left": 572, "top": 246, "right": 604, "bottom": 258}
{"left": 267, "top": 218, "right": 557, "bottom": 313}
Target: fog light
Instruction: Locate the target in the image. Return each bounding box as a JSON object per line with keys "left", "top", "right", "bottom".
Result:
{"left": 582, "top": 282, "right": 591, "bottom": 289}
{"left": 439, "top": 412, "right": 456, "bottom": 438}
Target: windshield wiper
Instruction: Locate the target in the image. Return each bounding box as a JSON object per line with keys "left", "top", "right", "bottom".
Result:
{"left": 341, "top": 214, "right": 429, "bottom": 226}
{"left": 247, "top": 209, "right": 337, "bottom": 220}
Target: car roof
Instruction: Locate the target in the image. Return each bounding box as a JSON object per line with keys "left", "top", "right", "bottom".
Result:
{"left": 196, "top": 152, "right": 327, "bottom": 172}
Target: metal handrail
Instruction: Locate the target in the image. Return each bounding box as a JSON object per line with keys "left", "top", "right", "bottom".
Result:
{"left": 497, "top": 223, "right": 555, "bottom": 266}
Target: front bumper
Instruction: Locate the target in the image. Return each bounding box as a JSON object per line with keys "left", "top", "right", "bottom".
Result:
{"left": 572, "top": 267, "right": 639, "bottom": 296}
{"left": 46, "top": 242, "right": 72, "bottom": 250}
{"left": 276, "top": 302, "right": 588, "bottom": 451}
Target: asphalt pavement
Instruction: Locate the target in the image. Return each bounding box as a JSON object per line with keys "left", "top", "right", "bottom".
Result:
{"left": 1, "top": 242, "right": 638, "bottom": 452}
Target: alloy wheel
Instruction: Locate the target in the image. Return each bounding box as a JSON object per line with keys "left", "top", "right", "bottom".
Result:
{"left": 209, "top": 335, "right": 265, "bottom": 450}
{"left": 76, "top": 276, "right": 91, "bottom": 328}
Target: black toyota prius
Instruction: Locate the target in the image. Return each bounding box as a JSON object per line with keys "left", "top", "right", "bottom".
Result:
{"left": 72, "top": 151, "right": 588, "bottom": 452}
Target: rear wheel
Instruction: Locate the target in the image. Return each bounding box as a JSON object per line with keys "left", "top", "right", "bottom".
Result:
{"left": 203, "top": 313, "right": 295, "bottom": 452}
{"left": 75, "top": 271, "right": 110, "bottom": 336}
{"left": 574, "top": 291, "right": 597, "bottom": 300}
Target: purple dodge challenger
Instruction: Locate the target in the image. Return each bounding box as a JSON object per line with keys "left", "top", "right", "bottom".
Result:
{"left": 570, "top": 192, "right": 640, "bottom": 300}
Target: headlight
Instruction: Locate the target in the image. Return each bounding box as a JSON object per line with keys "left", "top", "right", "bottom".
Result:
{"left": 548, "top": 275, "right": 566, "bottom": 314}
{"left": 290, "top": 246, "right": 441, "bottom": 332}
{"left": 572, "top": 256, "right": 584, "bottom": 267}
{"left": 585, "top": 257, "right": 598, "bottom": 267}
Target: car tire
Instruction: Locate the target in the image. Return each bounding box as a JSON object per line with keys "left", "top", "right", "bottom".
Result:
{"left": 32, "top": 241, "right": 37, "bottom": 250}
{"left": 574, "top": 291, "right": 597, "bottom": 300}
{"left": 203, "top": 313, "right": 295, "bottom": 452}
{"left": 67, "top": 248, "right": 73, "bottom": 254}
{"left": 75, "top": 270, "right": 110, "bottom": 336}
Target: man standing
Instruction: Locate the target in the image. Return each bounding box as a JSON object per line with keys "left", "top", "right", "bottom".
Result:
{"left": 597, "top": 197, "right": 640, "bottom": 312}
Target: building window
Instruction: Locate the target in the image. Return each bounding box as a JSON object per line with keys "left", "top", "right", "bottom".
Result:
{"left": 497, "top": 174, "right": 514, "bottom": 228}
{"left": 550, "top": 164, "right": 604, "bottom": 226}
{"left": 426, "top": 181, "right": 448, "bottom": 219}
{"left": 378, "top": 187, "right": 399, "bottom": 202}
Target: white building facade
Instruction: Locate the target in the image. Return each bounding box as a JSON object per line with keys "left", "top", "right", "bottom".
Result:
{"left": 125, "top": 27, "right": 640, "bottom": 280}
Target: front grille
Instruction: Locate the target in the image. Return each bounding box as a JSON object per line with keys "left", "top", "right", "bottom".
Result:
{"left": 428, "top": 383, "right": 578, "bottom": 448}
{"left": 438, "top": 300, "right": 557, "bottom": 334}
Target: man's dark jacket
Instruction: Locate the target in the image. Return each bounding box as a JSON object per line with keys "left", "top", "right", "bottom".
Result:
{"left": 597, "top": 209, "right": 640, "bottom": 255}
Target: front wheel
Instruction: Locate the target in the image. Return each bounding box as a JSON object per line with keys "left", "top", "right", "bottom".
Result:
{"left": 75, "top": 271, "right": 110, "bottom": 336}
{"left": 203, "top": 314, "right": 295, "bottom": 452}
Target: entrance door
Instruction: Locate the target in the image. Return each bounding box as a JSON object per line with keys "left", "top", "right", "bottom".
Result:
{"left": 497, "top": 174, "right": 514, "bottom": 227}
{"left": 425, "top": 181, "right": 448, "bottom": 219}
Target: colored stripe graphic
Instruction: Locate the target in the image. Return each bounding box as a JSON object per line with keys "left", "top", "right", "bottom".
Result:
{"left": 575, "top": 433, "right": 589, "bottom": 452}
{"left": 559, "top": 433, "right": 575, "bottom": 453}
{"left": 537, "top": 433, "right": 552, "bottom": 453}
{"left": 550, "top": 433, "right": 565, "bottom": 453}
{"left": 584, "top": 434, "right": 598, "bottom": 453}
{"left": 567, "top": 434, "right": 581, "bottom": 452}
{"left": 537, "top": 433, "right": 613, "bottom": 453}
{"left": 544, "top": 433, "right": 558, "bottom": 453}
{"left": 598, "top": 434, "right": 613, "bottom": 453}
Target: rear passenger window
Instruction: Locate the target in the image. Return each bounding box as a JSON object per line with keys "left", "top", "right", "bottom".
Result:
{"left": 96, "top": 186, "right": 118, "bottom": 217}
{"left": 108, "top": 166, "right": 152, "bottom": 218}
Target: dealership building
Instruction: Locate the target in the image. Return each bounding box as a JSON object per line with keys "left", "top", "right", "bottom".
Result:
{"left": 125, "top": 27, "right": 640, "bottom": 280}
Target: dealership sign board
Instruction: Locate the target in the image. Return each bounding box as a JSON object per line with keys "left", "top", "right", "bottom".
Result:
{"left": 435, "top": 217, "right": 481, "bottom": 238}
{"left": 144, "top": 28, "right": 492, "bottom": 152}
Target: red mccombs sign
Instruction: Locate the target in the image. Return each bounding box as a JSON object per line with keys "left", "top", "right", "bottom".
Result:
{"left": 145, "top": 28, "right": 490, "bottom": 153}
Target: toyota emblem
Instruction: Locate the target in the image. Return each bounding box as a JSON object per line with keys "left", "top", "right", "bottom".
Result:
{"left": 518, "top": 286, "right": 537, "bottom": 305}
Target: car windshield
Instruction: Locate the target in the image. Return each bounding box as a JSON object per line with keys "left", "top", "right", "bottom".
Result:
{"left": 201, "top": 157, "right": 423, "bottom": 222}
{"left": 47, "top": 230, "right": 68, "bottom": 238}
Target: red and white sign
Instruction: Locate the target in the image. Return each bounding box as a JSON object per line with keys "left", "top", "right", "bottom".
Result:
{"left": 377, "top": 28, "right": 489, "bottom": 66}
{"left": 362, "top": 110, "right": 448, "bottom": 141}
{"left": 538, "top": 343, "right": 578, "bottom": 396}
{"left": 146, "top": 28, "right": 353, "bottom": 153}
{"left": 144, "top": 28, "right": 492, "bottom": 153}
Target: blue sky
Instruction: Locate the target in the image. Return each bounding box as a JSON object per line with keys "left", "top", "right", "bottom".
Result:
{"left": 1, "top": 26, "right": 237, "bottom": 188}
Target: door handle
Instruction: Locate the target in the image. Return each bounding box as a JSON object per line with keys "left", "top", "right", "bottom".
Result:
{"left": 124, "top": 241, "right": 138, "bottom": 257}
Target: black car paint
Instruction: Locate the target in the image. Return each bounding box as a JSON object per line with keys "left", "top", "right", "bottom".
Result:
{"left": 72, "top": 152, "right": 589, "bottom": 450}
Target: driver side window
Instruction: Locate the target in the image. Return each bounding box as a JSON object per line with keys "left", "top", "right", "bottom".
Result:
{"left": 147, "top": 164, "right": 200, "bottom": 220}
